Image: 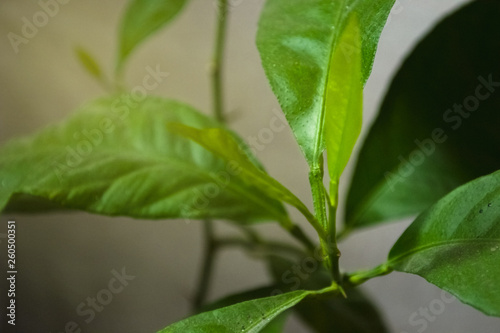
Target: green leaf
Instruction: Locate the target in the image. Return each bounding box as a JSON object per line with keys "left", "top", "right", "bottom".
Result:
{"left": 257, "top": 0, "right": 395, "bottom": 166}
{"left": 258, "top": 312, "right": 288, "bottom": 333}
{"left": 324, "top": 14, "right": 363, "bottom": 205}
{"left": 0, "top": 95, "right": 288, "bottom": 224}
{"left": 169, "top": 124, "right": 319, "bottom": 231}
{"left": 201, "top": 286, "right": 281, "bottom": 313}
{"left": 267, "top": 255, "right": 388, "bottom": 333}
{"left": 158, "top": 289, "right": 323, "bottom": 333}
{"left": 117, "top": 0, "right": 190, "bottom": 71}
{"left": 346, "top": 1, "right": 500, "bottom": 228}
{"left": 388, "top": 171, "right": 500, "bottom": 316}
{"left": 201, "top": 286, "right": 290, "bottom": 333}
{"left": 75, "top": 47, "right": 102, "bottom": 80}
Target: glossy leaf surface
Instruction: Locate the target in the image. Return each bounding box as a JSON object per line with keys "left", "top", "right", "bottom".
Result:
{"left": 389, "top": 171, "right": 500, "bottom": 316}
{"left": 158, "top": 290, "right": 314, "bottom": 333}
{"left": 201, "top": 286, "right": 289, "bottom": 333}
{"left": 0, "top": 95, "right": 287, "bottom": 223}
{"left": 257, "top": 0, "right": 395, "bottom": 165}
{"left": 346, "top": 1, "right": 500, "bottom": 228}
{"left": 118, "top": 0, "right": 190, "bottom": 70}
{"left": 75, "top": 47, "right": 102, "bottom": 80}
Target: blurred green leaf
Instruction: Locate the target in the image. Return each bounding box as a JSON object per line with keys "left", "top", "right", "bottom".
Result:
{"left": 118, "top": 0, "right": 190, "bottom": 71}
{"left": 75, "top": 46, "right": 102, "bottom": 80}
{"left": 169, "top": 124, "right": 316, "bottom": 229}
{"left": 257, "top": 0, "right": 395, "bottom": 166}
{"left": 324, "top": 15, "right": 363, "bottom": 205}
{"left": 346, "top": 1, "right": 500, "bottom": 228}
{"left": 0, "top": 95, "right": 287, "bottom": 224}
{"left": 158, "top": 289, "right": 320, "bottom": 333}
{"left": 389, "top": 171, "right": 500, "bottom": 316}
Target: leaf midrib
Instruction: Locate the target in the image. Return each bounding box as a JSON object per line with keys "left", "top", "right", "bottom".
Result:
{"left": 388, "top": 238, "right": 500, "bottom": 267}
{"left": 5, "top": 144, "right": 285, "bottom": 220}
{"left": 243, "top": 293, "right": 307, "bottom": 333}
{"left": 313, "top": 0, "right": 348, "bottom": 166}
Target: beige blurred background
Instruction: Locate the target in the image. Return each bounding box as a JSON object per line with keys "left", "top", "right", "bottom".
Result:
{"left": 1, "top": 0, "right": 499, "bottom": 332}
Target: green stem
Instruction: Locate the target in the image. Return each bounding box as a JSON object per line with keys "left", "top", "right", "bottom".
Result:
{"left": 345, "top": 263, "right": 393, "bottom": 287}
{"left": 309, "top": 157, "right": 341, "bottom": 283}
{"left": 309, "top": 167, "right": 328, "bottom": 231}
{"left": 328, "top": 214, "right": 341, "bottom": 283}
{"left": 193, "top": 220, "right": 217, "bottom": 310}
{"left": 193, "top": 0, "right": 229, "bottom": 311}
{"left": 211, "top": 0, "right": 228, "bottom": 122}
{"left": 328, "top": 186, "right": 341, "bottom": 283}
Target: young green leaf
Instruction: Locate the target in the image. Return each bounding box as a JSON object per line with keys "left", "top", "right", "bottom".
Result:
{"left": 117, "top": 0, "right": 190, "bottom": 71}
{"left": 257, "top": 0, "right": 395, "bottom": 166}
{"left": 324, "top": 14, "right": 363, "bottom": 206}
{"left": 158, "top": 289, "right": 332, "bottom": 333}
{"left": 388, "top": 171, "right": 500, "bottom": 317}
{"left": 346, "top": 1, "right": 500, "bottom": 229}
{"left": 0, "top": 95, "right": 288, "bottom": 224}
{"left": 168, "top": 124, "right": 322, "bottom": 234}
{"left": 75, "top": 46, "right": 102, "bottom": 80}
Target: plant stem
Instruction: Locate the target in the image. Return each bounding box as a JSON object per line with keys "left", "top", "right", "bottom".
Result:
{"left": 345, "top": 263, "right": 393, "bottom": 287}
{"left": 193, "top": 0, "right": 229, "bottom": 311}
{"left": 193, "top": 220, "right": 217, "bottom": 311}
{"left": 309, "top": 157, "right": 341, "bottom": 284}
{"left": 211, "top": 0, "right": 228, "bottom": 123}
{"left": 327, "top": 186, "right": 341, "bottom": 283}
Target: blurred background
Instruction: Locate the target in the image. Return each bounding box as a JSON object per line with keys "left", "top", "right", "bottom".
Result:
{"left": 1, "top": 0, "right": 499, "bottom": 332}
